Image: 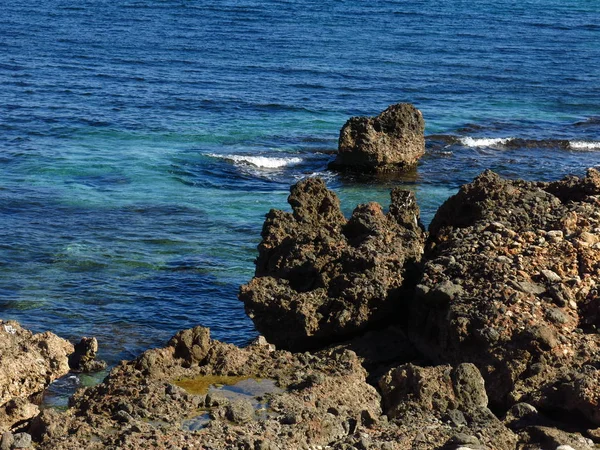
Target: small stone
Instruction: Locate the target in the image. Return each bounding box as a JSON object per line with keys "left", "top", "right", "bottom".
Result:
{"left": 448, "top": 433, "right": 481, "bottom": 445}
{"left": 510, "top": 280, "right": 546, "bottom": 295}
{"left": 0, "top": 432, "right": 14, "bottom": 450}
{"left": 226, "top": 399, "right": 255, "bottom": 424}
{"left": 546, "top": 230, "right": 564, "bottom": 241}
{"left": 11, "top": 433, "right": 32, "bottom": 449}
{"left": 541, "top": 269, "right": 562, "bottom": 283}
{"left": 555, "top": 446, "right": 576, "bottom": 450}
{"left": 529, "top": 326, "right": 558, "bottom": 349}
{"left": 444, "top": 409, "right": 467, "bottom": 427}
{"left": 508, "top": 402, "right": 537, "bottom": 419}
{"left": 546, "top": 308, "right": 569, "bottom": 324}
{"left": 569, "top": 300, "right": 578, "bottom": 310}
{"left": 205, "top": 393, "right": 229, "bottom": 407}
{"left": 587, "top": 427, "right": 600, "bottom": 443}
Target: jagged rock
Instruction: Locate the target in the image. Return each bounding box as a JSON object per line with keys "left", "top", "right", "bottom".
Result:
{"left": 410, "top": 168, "right": 600, "bottom": 425}
{"left": 378, "top": 363, "right": 517, "bottom": 450}
{"left": 239, "top": 177, "right": 425, "bottom": 351}
{"left": 68, "top": 337, "right": 107, "bottom": 373}
{"left": 378, "top": 363, "right": 488, "bottom": 418}
{"left": 167, "top": 326, "right": 211, "bottom": 366}
{"left": 0, "top": 321, "right": 73, "bottom": 433}
{"left": 31, "top": 327, "right": 384, "bottom": 450}
{"left": 11, "top": 432, "right": 31, "bottom": 449}
{"left": 329, "top": 103, "right": 425, "bottom": 173}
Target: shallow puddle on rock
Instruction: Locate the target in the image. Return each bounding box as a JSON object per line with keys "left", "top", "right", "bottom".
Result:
{"left": 181, "top": 412, "right": 211, "bottom": 431}
{"left": 175, "top": 376, "right": 283, "bottom": 431}
{"left": 41, "top": 369, "right": 109, "bottom": 410}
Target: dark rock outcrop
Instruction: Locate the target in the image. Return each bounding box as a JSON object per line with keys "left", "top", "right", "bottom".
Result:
{"left": 239, "top": 177, "right": 425, "bottom": 351}
{"left": 328, "top": 103, "right": 425, "bottom": 173}
{"left": 68, "top": 337, "right": 106, "bottom": 373}
{"left": 410, "top": 168, "right": 600, "bottom": 425}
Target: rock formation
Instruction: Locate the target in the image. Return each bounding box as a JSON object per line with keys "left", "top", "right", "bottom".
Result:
{"left": 4, "top": 168, "right": 600, "bottom": 449}
{"left": 328, "top": 103, "right": 425, "bottom": 173}
{"left": 0, "top": 321, "right": 73, "bottom": 433}
{"left": 239, "top": 177, "right": 425, "bottom": 351}
{"left": 68, "top": 337, "right": 107, "bottom": 373}
{"left": 30, "top": 327, "right": 386, "bottom": 450}
{"left": 411, "top": 168, "right": 600, "bottom": 425}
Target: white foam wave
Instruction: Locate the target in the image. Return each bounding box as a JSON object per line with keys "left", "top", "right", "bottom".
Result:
{"left": 569, "top": 141, "right": 600, "bottom": 150}
{"left": 210, "top": 154, "right": 303, "bottom": 168}
{"left": 460, "top": 137, "right": 512, "bottom": 147}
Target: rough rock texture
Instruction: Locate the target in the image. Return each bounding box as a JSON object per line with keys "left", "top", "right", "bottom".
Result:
{"left": 30, "top": 327, "right": 387, "bottom": 450}
{"left": 68, "top": 337, "right": 107, "bottom": 373}
{"left": 0, "top": 321, "right": 73, "bottom": 433}
{"left": 378, "top": 363, "right": 518, "bottom": 450}
{"left": 27, "top": 327, "right": 549, "bottom": 450}
{"left": 410, "top": 168, "right": 600, "bottom": 426}
{"left": 239, "top": 177, "right": 425, "bottom": 351}
{"left": 329, "top": 103, "right": 425, "bottom": 173}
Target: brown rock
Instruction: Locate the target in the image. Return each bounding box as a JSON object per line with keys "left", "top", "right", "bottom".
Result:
{"left": 329, "top": 103, "right": 425, "bottom": 173}
{"left": 68, "top": 337, "right": 107, "bottom": 373}
{"left": 239, "top": 177, "right": 425, "bottom": 351}
{"left": 0, "top": 321, "right": 73, "bottom": 433}
{"left": 410, "top": 168, "right": 600, "bottom": 425}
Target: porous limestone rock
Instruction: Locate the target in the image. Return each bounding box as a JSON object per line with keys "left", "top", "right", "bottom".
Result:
{"left": 329, "top": 103, "right": 425, "bottom": 173}
{"left": 410, "top": 168, "right": 600, "bottom": 425}
{"left": 0, "top": 321, "right": 73, "bottom": 432}
{"left": 239, "top": 177, "right": 425, "bottom": 351}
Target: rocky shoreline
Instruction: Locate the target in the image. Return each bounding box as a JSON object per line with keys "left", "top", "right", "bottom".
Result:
{"left": 1, "top": 166, "right": 599, "bottom": 449}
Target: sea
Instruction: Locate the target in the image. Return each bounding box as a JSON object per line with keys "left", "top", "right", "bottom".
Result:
{"left": 1, "top": 0, "right": 599, "bottom": 368}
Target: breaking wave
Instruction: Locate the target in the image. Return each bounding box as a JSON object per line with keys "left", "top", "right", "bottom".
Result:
{"left": 209, "top": 154, "right": 304, "bottom": 168}
{"left": 459, "top": 137, "right": 513, "bottom": 147}
{"left": 569, "top": 141, "right": 600, "bottom": 150}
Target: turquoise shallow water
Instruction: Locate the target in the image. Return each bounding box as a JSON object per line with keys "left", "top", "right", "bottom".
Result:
{"left": 1, "top": 0, "right": 599, "bottom": 363}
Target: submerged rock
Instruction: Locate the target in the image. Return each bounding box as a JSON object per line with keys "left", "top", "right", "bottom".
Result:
{"left": 410, "top": 168, "right": 600, "bottom": 424}
{"left": 239, "top": 177, "right": 425, "bottom": 351}
{"left": 0, "top": 321, "right": 73, "bottom": 433}
{"left": 329, "top": 103, "right": 425, "bottom": 173}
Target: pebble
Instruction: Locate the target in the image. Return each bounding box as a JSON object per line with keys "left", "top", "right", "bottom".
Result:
{"left": 11, "top": 433, "right": 31, "bottom": 449}
{"left": 0, "top": 432, "right": 13, "bottom": 450}
{"left": 541, "top": 269, "right": 562, "bottom": 283}
{"left": 546, "top": 308, "right": 569, "bottom": 325}
{"left": 569, "top": 300, "right": 578, "bottom": 310}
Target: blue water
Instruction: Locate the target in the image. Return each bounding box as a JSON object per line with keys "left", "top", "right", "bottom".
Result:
{"left": 1, "top": 0, "right": 599, "bottom": 364}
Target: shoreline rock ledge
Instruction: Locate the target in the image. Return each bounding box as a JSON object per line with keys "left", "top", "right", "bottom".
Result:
{"left": 328, "top": 103, "right": 425, "bottom": 173}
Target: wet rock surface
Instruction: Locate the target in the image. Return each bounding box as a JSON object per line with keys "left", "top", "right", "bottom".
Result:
{"left": 240, "top": 177, "right": 425, "bottom": 351}
{"left": 0, "top": 321, "right": 73, "bottom": 433}
{"left": 329, "top": 103, "right": 426, "bottom": 173}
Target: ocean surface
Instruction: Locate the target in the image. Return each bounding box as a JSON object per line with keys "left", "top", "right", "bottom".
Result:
{"left": 1, "top": 0, "right": 599, "bottom": 365}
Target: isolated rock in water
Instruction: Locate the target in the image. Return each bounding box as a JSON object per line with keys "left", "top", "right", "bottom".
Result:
{"left": 0, "top": 321, "right": 73, "bottom": 432}
{"left": 239, "top": 177, "right": 425, "bottom": 351}
{"left": 410, "top": 168, "right": 600, "bottom": 424}
{"left": 68, "top": 337, "right": 107, "bottom": 373}
{"left": 328, "top": 103, "right": 425, "bottom": 173}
